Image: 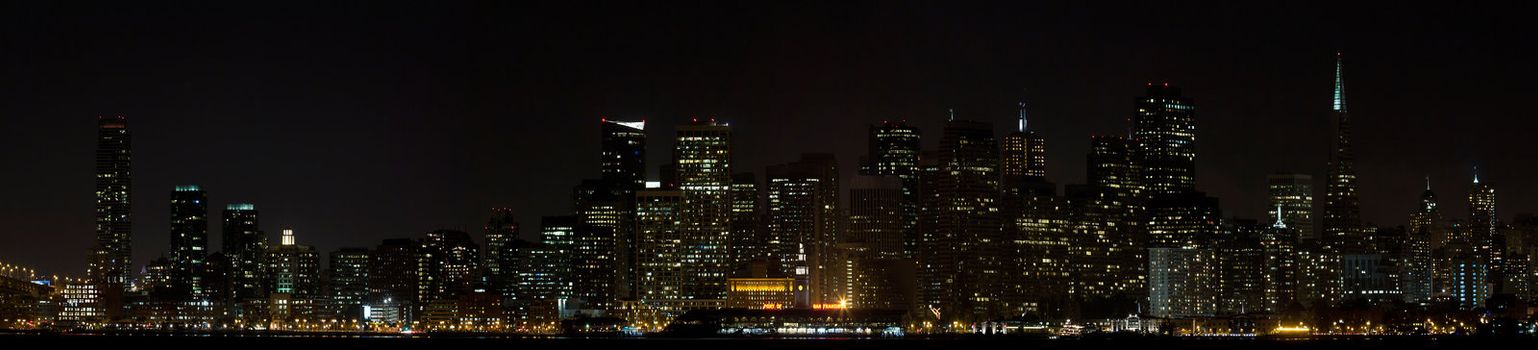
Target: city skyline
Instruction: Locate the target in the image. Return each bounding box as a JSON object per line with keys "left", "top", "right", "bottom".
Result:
{"left": 3, "top": 2, "right": 1537, "bottom": 286}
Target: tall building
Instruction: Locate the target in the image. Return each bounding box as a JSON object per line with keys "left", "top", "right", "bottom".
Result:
{"left": 1132, "top": 84, "right": 1197, "bottom": 197}
{"left": 91, "top": 115, "right": 133, "bottom": 308}
{"left": 636, "top": 190, "right": 687, "bottom": 304}
{"left": 267, "top": 229, "right": 320, "bottom": 298}
{"left": 920, "top": 118, "right": 1003, "bottom": 322}
{"left": 1144, "top": 193, "right": 1222, "bottom": 318}
{"left": 1084, "top": 136, "right": 1146, "bottom": 302}
{"left": 1468, "top": 168, "right": 1501, "bottom": 279}
{"left": 417, "top": 230, "right": 481, "bottom": 304}
{"left": 601, "top": 119, "right": 647, "bottom": 188}
{"left": 1405, "top": 179, "right": 1443, "bottom": 302}
{"left": 168, "top": 185, "right": 208, "bottom": 299}
{"left": 765, "top": 154, "right": 841, "bottom": 305}
{"left": 482, "top": 208, "right": 520, "bottom": 303}
{"left": 222, "top": 203, "right": 267, "bottom": 301}
{"left": 328, "top": 248, "right": 370, "bottom": 322}
{"left": 368, "top": 239, "right": 419, "bottom": 324}
{"left": 1002, "top": 102, "right": 1047, "bottom": 185}
{"left": 1267, "top": 174, "right": 1314, "bottom": 241}
{"left": 845, "top": 176, "right": 916, "bottom": 310}
{"left": 1261, "top": 209, "right": 1299, "bottom": 313}
{"left": 729, "top": 172, "right": 763, "bottom": 270}
{"left": 862, "top": 120, "right": 922, "bottom": 261}
{"left": 1323, "top": 53, "right": 1364, "bottom": 251}
{"left": 573, "top": 181, "right": 628, "bottom": 307}
{"left": 673, "top": 118, "right": 732, "bottom": 299}
{"left": 1218, "top": 220, "right": 1268, "bottom": 316}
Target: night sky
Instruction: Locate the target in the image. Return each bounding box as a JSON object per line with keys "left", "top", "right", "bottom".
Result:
{"left": 3, "top": 1, "right": 1536, "bottom": 275}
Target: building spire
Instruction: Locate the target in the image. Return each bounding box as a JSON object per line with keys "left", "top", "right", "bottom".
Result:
{"left": 1272, "top": 204, "right": 1287, "bottom": 229}
{"left": 1333, "top": 52, "right": 1346, "bottom": 113}
{"left": 948, "top": 108, "right": 955, "bottom": 121}
{"left": 1017, "top": 101, "right": 1027, "bottom": 132}
{"left": 1473, "top": 165, "right": 1480, "bottom": 184}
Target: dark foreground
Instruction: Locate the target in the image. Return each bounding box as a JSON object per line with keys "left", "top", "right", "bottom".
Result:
{"left": 1, "top": 332, "right": 1532, "bottom": 350}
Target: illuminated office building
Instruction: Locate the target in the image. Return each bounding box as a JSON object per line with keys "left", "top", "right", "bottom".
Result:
{"left": 483, "top": 208, "right": 520, "bottom": 303}
{"left": 329, "top": 248, "right": 370, "bottom": 321}
{"left": 636, "top": 190, "right": 686, "bottom": 304}
{"left": 673, "top": 118, "right": 733, "bottom": 299}
{"left": 1002, "top": 102, "right": 1047, "bottom": 185}
{"left": 91, "top": 115, "right": 133, "bottom": 318}
{"left": 267, "top": 229, "right": 320, "bottom": 298}
{"left": 729, "top": 172, "right": 763, "bottom": 271}
{"left": 862, "top": 120, "right": 921, "bottom": 260}
{"left": 919, "top": 117, "right": 1003, "bottom": 321}
{"left": 601, "top": 119, "right": 647, "bottom": 189}
{"left": 168, "top": 185, "right": 208, "bottom": 299}
{"left": 417, "top": 230, "right": 481, "bottom": 304}
{"left": 766, "top": 154, "right": 841, "bottom": 305}
{"left": 1132, "top": 84, "right": 1196, "bottom": 197}
{"left": 368, "top": 239, "right": 419, "bottom": 324}
{"left": 222, "top": 203, "right": 267, "bottom": 301}
{"left": 1267, "top": 174, "right": 1314, "bottom": 242}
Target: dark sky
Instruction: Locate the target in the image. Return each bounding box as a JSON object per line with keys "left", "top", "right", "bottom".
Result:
{"left": 3, "top": 1, "right": 1536, "bottom": 275}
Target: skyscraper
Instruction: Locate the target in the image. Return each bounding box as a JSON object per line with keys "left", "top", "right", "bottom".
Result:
{"left": 1132, "top": 84, "right": 1197, "bottom": 197}
{"left": 920, "top": 118, "right": 1003, "bottom": 321}
{"left": 636, "top": 190, "right": 686, "bottom": 304}
{"left": 862, "top": 120, "right": 922, "bottom": 261}
{"left": 222, "top": 203, "right": 267, "bottom": 301}
{"left": 168, "top": 185, "right": 208, "bottom": 299}
{"left": 729, "top": 172, "right": 763, "bottom": 271}
{"left": 416, "top": 230, "right": 481, "bottom": 304}
{"left": 1406, "top": 179, "right": 1443, "bottom": 302}
{"left": 573, "top": 181, "right": 628, "bottom": 307}
{"left": 328, "top": 248, "right": 370, "bottom": 322}
{"left": 1323, "top": 53, "right": 1364, "bottom": 252}
{"left": 1468, "top": 168, "right": 1502, "bottom": 289}
{"left": 765, "top": 154, "right": 841, "bottom": 305}
{"left": 673, "top": 119, "right": 732, "bottom": 299}
{"left": 91, "top": 115, "right": 133, "bottom": 305}
{"left": 601, "top": 119, "right": 647, "bottom": 188}
{"left": 1002, "top": 102, "right": 1047, "bottom": 186}
{"left": 1267, "top": 174, "right": 1314, "bottom": 242}
{"left": 267, "top": 229, "right": 320, "bottom": 298}
{"left": 368, "top": 238, "right": 419, "bottom": 324}
{"left": 482, "top": 208, "right": 520, "bottom": 303}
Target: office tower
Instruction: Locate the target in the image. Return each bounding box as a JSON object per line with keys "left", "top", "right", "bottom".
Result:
{"left": 1144, "top": 193, "right": 1222, "bottom": 318}
{"left": 222, "top": 203, "right": 267, "bottom": 301}
{"left": 168, "top": 185, "right": 208, "bottom": 299}
{"left": 1083, "top": 136, "right": 1146, "bottom": 302}
{"left": 1006, "top": 192, "right": 1071, "bottom": 317}
{"left": 1002, "top": 102, "right": 1047, "bottom": 186}
{"left": 919, "top": 118, "right": 1003, "bottom": 321}
{"left": 91, "top": 115, "right": 133, "bottom": 313}
{"left": 417, "top": 230, "right": 481, "bottom": 304}
{"left": 729, "top": 172, "right": 763, "bottom": 270}
{"left": 845, "top": 176, "right": 916, "bottom": 310}
{"left": 1405, "top": 179, "right": 1442, "bottom": 302}
{"left": 1267, "top": 174, "right": 1314, "bottom": 241}
{"left": 267, "top": 229, "right": 320, "bottom": 298}
{"left": 601, "top": 119, "right": 647, "bottom": 188}
{"left": 1261, "top": 209, "right": 1299, "bottom": 312}
{"left": 1088, "top": 135, "right": 1142, "bottom": 200}
{"left": 368, "top": 239, "right": 419, "bottom": 324}
{"left": 328, "top": 248, "right": 370, "bottom": 322}
{"left": 862, "top": 121, "right": 921, "bottom": 260}
{"left": 765, "top": 153, "right": 841, "bottom": 305}
{"left": 673, "top": 118, "right": 732, "bottom": 299}
{"left": 636, "top": 190, "right": 686, "bottom": 304}
{"left": 573, "top": 181, "right": 628, "bottom": 304}
{"left": 482, "top": 208, "right": 519, "bottom": 302}
{"left": 1468, "top": 169, "right": 1501, "bottom": 278}
{"left": 1218, "top": 220, "right": 1268, "bottom": 316}
{"left": 567, "top": 212, "right": 617, "bottom": 311}
{"left": 847, "top": 176, "right": 906, "bottom": 259}
{"left": 1132, "top": 84, "right": 1197, "bottom": 197}
{"left": 1323, "top": 54, "right": 1364, "bottom": 250}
